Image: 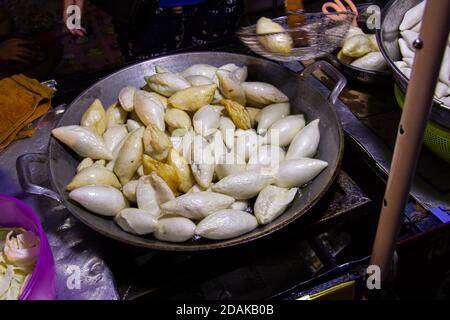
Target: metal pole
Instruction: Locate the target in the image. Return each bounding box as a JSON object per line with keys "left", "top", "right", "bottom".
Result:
{"left": 370, "top": 0, "right": 450, "bottom": 281}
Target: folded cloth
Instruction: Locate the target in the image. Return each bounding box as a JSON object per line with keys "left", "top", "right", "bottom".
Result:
{"left": 0, "top": 74, "right": 54, "bottom": 151}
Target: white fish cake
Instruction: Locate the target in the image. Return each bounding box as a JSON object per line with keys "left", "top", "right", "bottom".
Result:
{"left": 242, "top": 82, "right": 289, "bottom": 108}
{"left": 105, "top": 102, "right": 127, "bottom": 128}
{"left": 212, "top": 169, "right": 275, "bottom": 200}
{"left": 216, "top": 70, "right": 246, "bottom": 106}
{"left": 118, "top": 86, "right": 136, "bottom": 111}
{"left": 122, "top": 180, "right": 139, "bottom": 202}
{"left": 154, "top": 217, "right": 196, "bottom": 242}
{"left": 81, "top": 99, "right": 107, "bottom": 135}
{"left": 103, "top": 125, "right": 128, "bottom": 152}
{"left": 215, "top": 151, "right": 247, "bottom": 180}
{"left": 115, "top": 208, "right": 158, "bottom": 235}
{"left": 69, "top": 185, "right": 128, "bottom": 217}
{"left": 257, "top": 102, "right": 290, "bottom": 134}
{"left": 286, "top": 119, "right": 320, "bottom": 160}
{"left": 275, "top": 159, "right": 328, "bottom": 188}
{"left": 134, "top": 90, "right": 166, "bottom": 130}
{"left": 67, "top": 164, "right": 121, "bottom": 191}
{"left": 254, "top": 185, "right": 298, "bottom": 225}
{"left": 77, "top": 157, "right": 94, "bottom": 172}
{"left": 234, "top": 129, "right": 261, "bottom": 161}
{"left": 145, "top": 73, "right": 191, "bottom": 97}
{"left": 113, "top": 127, "right": 144, "bottom": 185}
{"left": 52, "top": 125, "right": 112, "bottom": 160}
{"left": 181, "top": 64, "right": 218, "bottom": 79}
{"left": 136, "top": 176, "right": 161, "bottom": 217}
{"left": 195, "top": 209, "right": 258, "bottom": 240}
{"left": 247, "top": 144, "right": 285, "bottom": 171}
{"left": 191, "top": 135, "right": 215, "bottom": 188}
{"left": 264, "top": 115, "right": 305, "bottom": 147}
{"left": 193, "top": 105, "right": 223, "bottom": 136}
{"left": 161, "top": 191, "right": 235, "bottom": 220}
{"left": 230, "top": 200, "right": 249, "bottom": 211}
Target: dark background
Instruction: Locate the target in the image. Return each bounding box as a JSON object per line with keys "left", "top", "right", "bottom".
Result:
{"left": 0, "top": 0, "right": 391, "bottom": 81}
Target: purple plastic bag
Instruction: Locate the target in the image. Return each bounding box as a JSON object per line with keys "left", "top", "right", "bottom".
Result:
{"left": 0, "top": 195, "right": 55, "bottom": 300}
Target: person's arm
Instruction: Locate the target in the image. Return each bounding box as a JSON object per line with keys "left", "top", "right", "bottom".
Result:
{"left": 63, "top": 0, "right": 87, "bottom": 36}
{"left": 0, "top": 39, "right": 33, "bottom": 63}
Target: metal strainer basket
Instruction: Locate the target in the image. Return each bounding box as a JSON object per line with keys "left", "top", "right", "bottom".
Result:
{"left": 395, "top": 84, "right": 450, "bottom": 163}
{"left": 237, "top": 12, "right": 355, "bottom": 62}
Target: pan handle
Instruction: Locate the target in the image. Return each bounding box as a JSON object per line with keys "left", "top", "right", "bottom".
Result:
{"left": 300, "top": 60, "right": 347, "bottom": 105}
{"left": 16, "top": 153, "right": 61, "bottom": 202}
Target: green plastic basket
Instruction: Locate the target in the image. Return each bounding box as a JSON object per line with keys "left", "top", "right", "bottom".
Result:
{"left": 394, "top": 84, "right": 450, "bottom": 163}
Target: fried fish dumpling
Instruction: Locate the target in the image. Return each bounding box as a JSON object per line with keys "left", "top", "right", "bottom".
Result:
{"left": 80, "top": 99, "right": 107, "bottom": 135}
{"left": 234, "top": 129, "right": 261, "bottom": 161}
{"left": 77, "top": 157, "right": 94, "bottom": 172}
{"left": 134, "top": 90, "right": 166, "bottom": 131}
{"left": 257, "top": 102, "right": 290, "bottom": 134}
{"left": 193, "top": 105, "right": 223, "bottom": 136}
{"left": 195, "top": 209, "right": 258, "bottom": 240}
{"left": 122, "top": 180, "right": 139, "bottom": 202}
{"left": 167, "top": 148, "right": 195, "bottom": 193}
{"left": 342, "top": 35, "right": 372, "bottom": 58}
{"left": 118, "top": 86, "right": 137, "bottom": 112}
{"left": 113, "top": 127, "right": 144, "bottom": 185}
{"left": 216, "top": 70, "right": 246, "bottom": 106}
{"left": 103, "top": 125, "right": 128, "bottom": 152}
{"left": 254, "top": 185, "right": 297, "bottom": 224}
{"left": 142, "top": 155, "right": 180, "bottom": 193}
{"left": 219, "top": 99, "right": 251, "bottom": 130}
{"left": 161, "top": 191, "right": 235, "bottom": 220}
{"left": 69, "top": 185, "right": 128, "bottom": 216}
{"left": 105, "top": 102, "right": 127, "bottom": 128}
{"left": 181, "top": 64, "right": 218, "bottom": 79}
{"left": 247, "top": 144, "right": 285, "bottom": 171}
{"left": 212, "top": 169, "right": 275, "bottom": 200}
{"left": 190, "top": 135, "right": 215, "bottom": 188}
{"left": 164, "top": 108, "right": 192, "bottom": 131}
{"left": 256, "top": 17, "right": 293, "bottom": 54}
{"left": 219, "top": 117, "right": 235, "bottom": 149}
{"left": 264, "top": 115, "right": 305, "bottom": 147}
{"left": 168, "top": 84, "right": 217, "bottom": 112}
{"left": 242, "top": 82, "right": 289, "bottom": 108}
{"left": 286, "top": 119, "right": 320, "bottom": 160}
{"left": 115, "top": 208, "right": 158, "bottom": 235}
{"left": 52, "top": 125, "right": 112, "bottom": 160}
{"left": 136, "top": 176, "right": 161, "bottom": 216}
{"left": 215, "top": 150, "right": 247, "bottom": 180}
{"left": 154, "top": 216, "right": 196, "bottom": 242}
{"left": 143, "top": 123, "right": 172, "bottom": 161}
{"left": 67, "top": 164, "right": 121, "bottom": 191}
{"left": 145, "top": 72, "right": 191, "bottom": 97}
{"left": 275, "top": 158, "right": 328, "bottom": 188}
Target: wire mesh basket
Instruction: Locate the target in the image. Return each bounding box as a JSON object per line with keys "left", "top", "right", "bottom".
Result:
{"left": 395, "top": 84, "right": 450, "bottom": 163}
{"left": 237, "top": 12, "right": 355, "bottom": 62}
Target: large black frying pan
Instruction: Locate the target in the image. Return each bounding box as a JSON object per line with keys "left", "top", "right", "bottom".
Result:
{"left": 17, "top": 52, "right": 345, "bottom": 251}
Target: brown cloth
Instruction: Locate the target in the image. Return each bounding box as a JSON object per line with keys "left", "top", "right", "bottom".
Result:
{"left": 0, "top": 74, "right": 54, "bottom": 151}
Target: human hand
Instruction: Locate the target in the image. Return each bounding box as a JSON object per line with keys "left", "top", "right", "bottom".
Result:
{"left": 0, "top": 39, "right": 34, "bottom": 63}
{"left": 63, "top": 0, "right": 86, "bottom": 37}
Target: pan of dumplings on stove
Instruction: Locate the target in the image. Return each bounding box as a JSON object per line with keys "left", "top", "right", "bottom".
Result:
{"left": 17, "top": 52, "right": 344, "bottom": 251}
